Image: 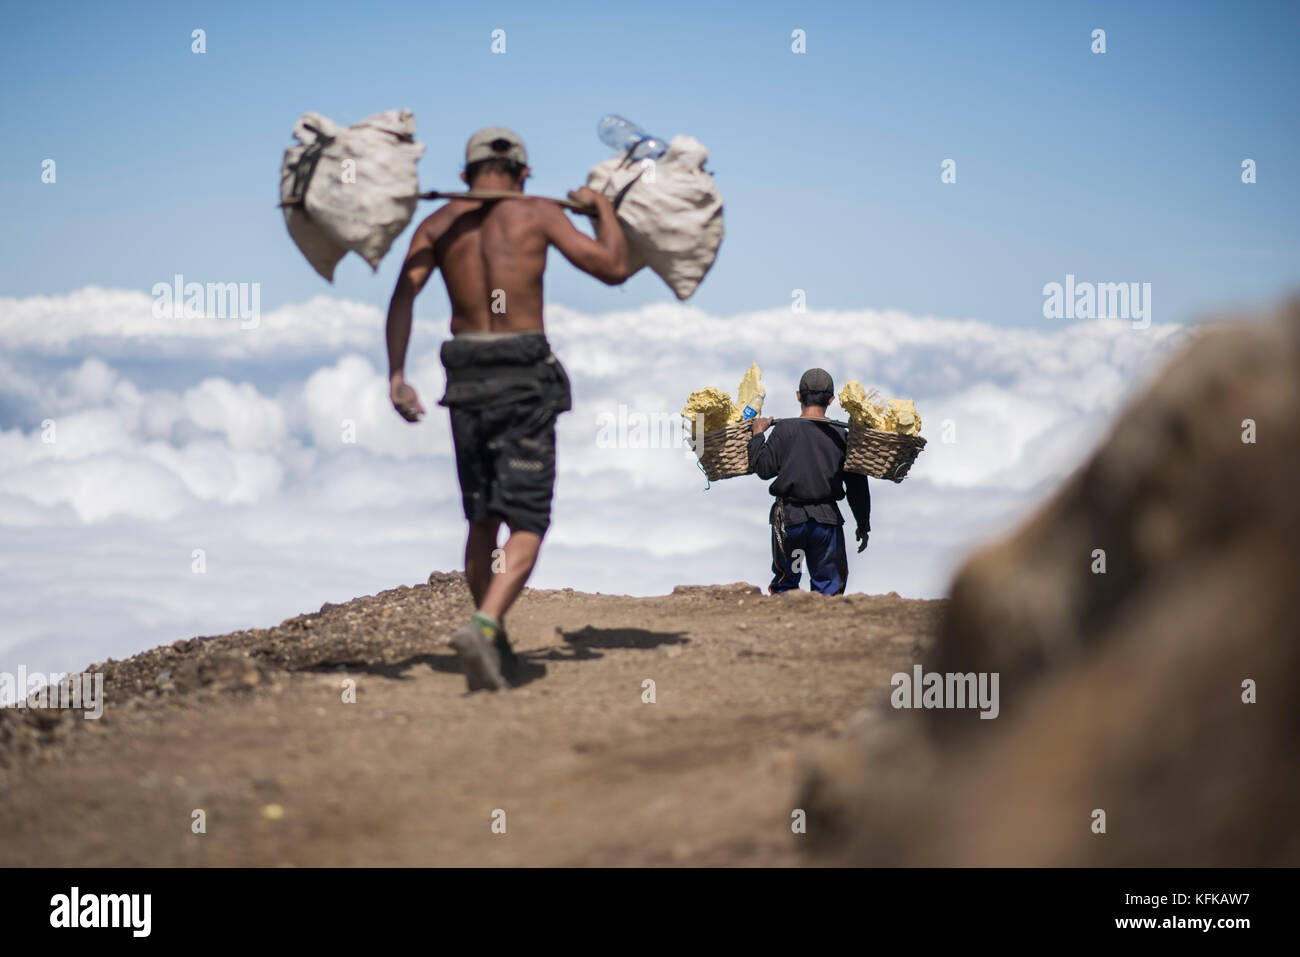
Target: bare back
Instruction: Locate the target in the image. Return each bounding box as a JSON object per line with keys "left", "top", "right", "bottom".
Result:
{"left": 385, "top": 182, "right": 626, "bottom": 411}
{"left": 423, "top": 198, "right": 551, "bottom": 334}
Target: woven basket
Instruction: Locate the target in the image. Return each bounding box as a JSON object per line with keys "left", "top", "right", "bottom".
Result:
{"left": 686, "top": 420, "right": 754, "bottom": 482}
{"left": 844, "top": 424, "right": 927, "bottom": 482}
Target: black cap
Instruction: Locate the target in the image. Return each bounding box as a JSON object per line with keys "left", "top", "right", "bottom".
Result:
{"left": 798, "top": 368, "right": 834, "bottom": 395}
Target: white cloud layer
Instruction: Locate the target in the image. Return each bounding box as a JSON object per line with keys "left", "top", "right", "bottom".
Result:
{"left": 0, "top": 287, "right": 1190, "bottom": 692}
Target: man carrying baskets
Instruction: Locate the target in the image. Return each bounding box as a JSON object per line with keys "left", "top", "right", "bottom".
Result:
{"left": 747, "top": 369, "right": 871, "bottom": 596}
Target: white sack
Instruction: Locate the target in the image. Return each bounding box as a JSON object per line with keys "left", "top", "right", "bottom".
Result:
{"left": 280, "top": 110, "right": 425, "bottom": 281}
{"left": 586, "top": 134, "right": 724, "bottom": 300}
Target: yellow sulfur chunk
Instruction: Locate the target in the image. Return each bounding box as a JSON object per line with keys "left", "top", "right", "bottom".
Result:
{"left": 682, "top": 387, "right": 741, "bottom": 434}
{"left": 839, "top": 382, "right": 923, "bottom": 435}
{"left": 838, "top": 381, "right": 888, "bottom": 430}
{"left": 884, "top": 398, "right": 922, "bottom": 435}
{"left": 736, "top": 362, "right": 765, "bottom": 415}
{"left": 682, "top": 362, "right": 764, "bottom": 433}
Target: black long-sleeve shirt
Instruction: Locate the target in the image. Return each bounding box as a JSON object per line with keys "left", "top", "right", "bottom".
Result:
{"left": 748, "top": 418, "right": 870, "bottom": 531}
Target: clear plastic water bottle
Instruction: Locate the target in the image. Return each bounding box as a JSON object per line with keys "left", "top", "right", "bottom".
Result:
{"left": 741, "top": 391, "right": 766, "bottom": 420}
{"left": 597, "top": 115, "right": 669, "bottom": 162}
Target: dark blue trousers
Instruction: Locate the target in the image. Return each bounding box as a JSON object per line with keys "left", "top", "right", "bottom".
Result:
{"left": 771, "top": 521, "right": 848, "bottom": 595}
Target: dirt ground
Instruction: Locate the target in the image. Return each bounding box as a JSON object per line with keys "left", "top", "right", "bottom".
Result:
{"left": 0, "top": 573, "right": 942, "bottom": 866}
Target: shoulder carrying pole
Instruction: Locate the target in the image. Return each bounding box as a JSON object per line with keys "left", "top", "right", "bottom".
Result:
{"left": 280, "top": 189, "right": 596, "bottom": 215}
{"left": 418, "top": 189, "right": 596, "bottom": 214}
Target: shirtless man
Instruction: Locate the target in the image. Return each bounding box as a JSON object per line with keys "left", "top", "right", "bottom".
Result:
{"left": 385, "top": 127, "right": 629, "bottom": 691}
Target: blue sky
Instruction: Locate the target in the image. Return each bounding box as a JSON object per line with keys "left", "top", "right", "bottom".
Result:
{"left": 2, "top": 0, "right": 1297, "bottom": 325}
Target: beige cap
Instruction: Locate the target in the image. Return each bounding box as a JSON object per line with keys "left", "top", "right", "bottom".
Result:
{"left": 465, "top": 127, "right": 528, "bottom": 167}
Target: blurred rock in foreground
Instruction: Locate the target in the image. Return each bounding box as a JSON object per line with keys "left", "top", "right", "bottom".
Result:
{"left": 801, "top": 299, "right": 1300, "bottom": 865}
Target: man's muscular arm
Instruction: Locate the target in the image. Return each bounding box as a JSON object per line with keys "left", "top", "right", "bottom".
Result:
{"left": 543, "top": 188, "right": 630, "bottom": 285}
{"left": 386, "top": 218, "right": 437, "bottom": 421}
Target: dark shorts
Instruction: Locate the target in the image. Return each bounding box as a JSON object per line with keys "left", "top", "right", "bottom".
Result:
{"left": 439, "top": 333, "right": 571, "bottom": 536}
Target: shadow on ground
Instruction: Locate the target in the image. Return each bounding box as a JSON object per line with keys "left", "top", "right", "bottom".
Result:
{"left": 532, "top": 626, "right": 691, "bottom": 661}
{"left": 299, "top": 652, "right": 552, "bottom": 688}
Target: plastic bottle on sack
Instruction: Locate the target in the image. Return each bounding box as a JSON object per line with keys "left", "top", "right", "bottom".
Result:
{"left": 597, "top": 115, "right": 669, "bottom": 162}
{"left": 741, "top": 391, "right": 766, "bottom": 420}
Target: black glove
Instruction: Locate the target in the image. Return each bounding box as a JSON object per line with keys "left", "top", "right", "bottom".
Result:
{"left": 855, "top": 527, "right": 869, "bottom": 553}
